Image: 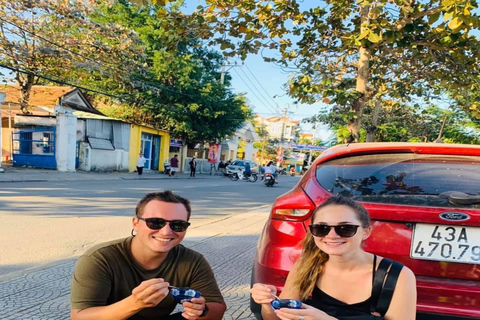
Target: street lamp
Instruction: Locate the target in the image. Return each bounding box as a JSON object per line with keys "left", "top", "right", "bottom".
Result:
{"left": 0, "top": 92, "right": 5, "bottom": 173}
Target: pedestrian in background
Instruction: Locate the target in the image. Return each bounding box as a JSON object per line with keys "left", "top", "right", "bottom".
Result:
{"left": 170, "top": 154, "right": 179, "bottom": 177}
{"left": 136, "top": 153, "right": 146, "bottom": 175}
{"left": 218, "top": 160, "right": 225, "bottom": 174}
{"left": 70, "top": 191, "right": 227, "bottom": 320}
{"left": 189, "top": 157, "right": 197, "bottom": 177}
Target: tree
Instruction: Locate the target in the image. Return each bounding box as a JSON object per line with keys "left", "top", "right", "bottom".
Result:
{"left": 306, "top": 99, "right": 480, "bottom": 144}
{"left": 179, "top": 0, "right": 480, "bottom": 142}
{"left": 89, "top": 1, "right": 251, "bottom": 145}
{"left": 0, "top": 0, "right": 146, "bottom": 114}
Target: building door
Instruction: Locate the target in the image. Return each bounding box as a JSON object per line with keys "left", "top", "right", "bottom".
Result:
{"left": 151, "top": 135, "right": 161, "bottom": 170}
{"left": 140, "top": 132, "right": 153, "bottom": 170}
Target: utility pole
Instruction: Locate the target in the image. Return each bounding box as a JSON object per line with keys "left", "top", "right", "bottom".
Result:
{"left": 280, "top": 106, "right": 288, "bottom": 142}
{"left": 220, "top": 61, "right": 243, "bottom": 85}
{"left": 0, "top": 92, "right": 6, "bottom": 173}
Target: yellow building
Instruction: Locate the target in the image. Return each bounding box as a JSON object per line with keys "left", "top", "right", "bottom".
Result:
{"left": 129, "top": 124, "right": 170, "bottom": 173}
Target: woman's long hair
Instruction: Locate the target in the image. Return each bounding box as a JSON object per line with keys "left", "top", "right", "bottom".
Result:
{"left": 294, "top": 232, "right": 329, "bottom": 301}
{"left": 293, "top": 196, "right": 371, "bottom": 300}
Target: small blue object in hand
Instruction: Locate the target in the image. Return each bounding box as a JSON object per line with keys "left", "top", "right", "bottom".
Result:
{"left": 271, "top": 299, "right": 302, "bottom": 310}
{"left": 170, "top": 287, "right": 201, "bottom": 303}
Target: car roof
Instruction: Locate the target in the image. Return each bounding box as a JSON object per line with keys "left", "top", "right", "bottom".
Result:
{"left": 317, "top": 142, "right": 480, "bottom": 164}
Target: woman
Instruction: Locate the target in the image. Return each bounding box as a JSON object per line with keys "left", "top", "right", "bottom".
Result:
{"left": 264, "top": 161, "right": 278, "bottom": 182}
{"left": 250, "top": 196, "right": 416, "bottom": 320}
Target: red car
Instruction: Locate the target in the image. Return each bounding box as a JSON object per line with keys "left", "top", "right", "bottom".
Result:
{"left": 251, "top": 143, "right": 480, "bottom": 320}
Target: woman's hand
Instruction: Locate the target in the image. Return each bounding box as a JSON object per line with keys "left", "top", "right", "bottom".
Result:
{"left": 274, "top": 303, "right": 334, "bottom": 320}
{"left": 250, "top": 283, "right": 278, "bottom": 305}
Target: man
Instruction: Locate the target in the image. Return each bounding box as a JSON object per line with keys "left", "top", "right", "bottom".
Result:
{"left": 170, "top": 154, "right": 179, "bottom": 177}
{"left": 243, "top": 162, "right": 252, "bottom": 179}
{"left": 189, "top": 157, "right": 197, "bottom": 178}
{"left": 217, "top": 160, "right": 225, "bottom": 174}
{"left": 70, "top": 191, "right": 226, "bottom": 320}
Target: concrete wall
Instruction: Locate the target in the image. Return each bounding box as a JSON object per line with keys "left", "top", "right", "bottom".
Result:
{"left": 78, "top": 142, "right": 129, "bottom": 172}
{"left": 55, "top": 108, "right": 77, "bottom": 172}
{"left": 1, "top": 118, "right": 13, "bottom": 161}
{"left": 129, "top": 125, "right": 170, "bottom": 172}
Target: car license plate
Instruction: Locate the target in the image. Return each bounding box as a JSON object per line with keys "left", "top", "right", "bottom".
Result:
{"left": 411, "top": 223, "right": 480, "bottom": 264}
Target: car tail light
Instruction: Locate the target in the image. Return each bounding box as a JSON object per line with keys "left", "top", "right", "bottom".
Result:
{"left": 271, "top": 187, "right": 316, "bottom": 221}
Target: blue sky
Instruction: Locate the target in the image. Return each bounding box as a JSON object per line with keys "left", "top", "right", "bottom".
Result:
{"left": 183, "top": 0, "right": 333, "bottom": 141}
{"left": 223, "top": 51, "right": 332, "bottom": 140}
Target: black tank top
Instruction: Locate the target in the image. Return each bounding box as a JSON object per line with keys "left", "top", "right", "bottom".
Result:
{"left": 304, "top": 255, "right": 377, "bottom": 317}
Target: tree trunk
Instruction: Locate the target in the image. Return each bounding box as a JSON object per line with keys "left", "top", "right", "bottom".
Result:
{"left": 19, "top": 73, "right": 35, "bottom": 114}
{"left": 349, "top": 5, "right": 372, "bottom": 143}
{"left": 366, "top": 98, "right": 381, "bottom": 142}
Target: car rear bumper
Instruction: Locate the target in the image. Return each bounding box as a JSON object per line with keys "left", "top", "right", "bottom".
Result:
{"left": 417, "top": 313, "right": 480, "bottom": 320}
{"left": 416, "top": 275, "right": 480, "bottom": 318}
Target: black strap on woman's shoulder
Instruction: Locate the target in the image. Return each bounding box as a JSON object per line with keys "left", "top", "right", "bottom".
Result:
{"left": 369, "top": 258, "right": 404, "bottom": 316}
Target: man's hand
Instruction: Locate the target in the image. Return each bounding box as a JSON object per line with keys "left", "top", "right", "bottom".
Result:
{"left": 182, "top": 296, "right": 206, "bottom": 320}
{"left": 131, "top": 278, "right": 170, "bottom": 309}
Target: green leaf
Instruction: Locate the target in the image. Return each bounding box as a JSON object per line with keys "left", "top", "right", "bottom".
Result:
{"left": 448, "top": 17, "right": 463, "bottom": 30}
{"left": 443, "top": 11, "right": 453, "bottom": 21}
{"left": 369, "top": 7, "right": 382, "bottom": 19}
{"left": 357, "top": 29, "right": 370, "bottom": 40}
{"left": 368, "top": 31, "right": 382, "bottom": 43}
{"left": 428, "top": 11, "right": 441, "bottom": 25}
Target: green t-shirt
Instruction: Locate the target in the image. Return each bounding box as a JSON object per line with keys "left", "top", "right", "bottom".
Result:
{"left": 70, "top": 237, "right": 224, "bottom": 320}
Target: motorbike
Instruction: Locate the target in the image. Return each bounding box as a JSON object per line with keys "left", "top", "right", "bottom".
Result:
{"left": 163, "top": 164, "right": 171, "bottom": 175}
{"left": 264, "top": 173, "right": 275, "bottom": 187}
{"left": 279, "top": 168, "right": 288, "bottom": 175}
{"left": 229, "top": 168, "right": 258, "bottom": 182}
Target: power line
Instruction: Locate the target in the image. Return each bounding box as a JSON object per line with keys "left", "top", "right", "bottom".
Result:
{"left": 0, "top": 63, "right": 191, "bottom": 115}
{"left": 244, "top": 63, "right": 280, "bottom": 107}
{"left": 0, "top": 16, "right": 196, "bottom": 99}
{"left": 0, "top": 16, "right": 105, "bottom": 69}
{"left": 233, "top": 68, "right": 278, "bottom": 115}
{"left": 238, "top": 67, "right": 278, "bottom": 111}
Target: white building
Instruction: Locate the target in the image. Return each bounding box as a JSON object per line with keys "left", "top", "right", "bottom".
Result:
{"left": 253, "top": 114, "right": 300, "bottom": 142}
{"left": 220, "top": 122, "right": 260, "bottom": 161}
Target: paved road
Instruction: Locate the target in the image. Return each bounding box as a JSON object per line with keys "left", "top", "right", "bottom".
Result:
{"left": 0, "top": 170, "right": 300, "bottom": 319}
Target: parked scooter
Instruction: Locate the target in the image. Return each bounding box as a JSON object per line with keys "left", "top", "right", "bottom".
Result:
{"left": 264, "top": 173, "right": 275, "bottom": 187}
{"left": 229, "top": 168, "right": 258, "bottom": 182}
{"left": 163, "top": 163, "right": 171, "bottom": 175}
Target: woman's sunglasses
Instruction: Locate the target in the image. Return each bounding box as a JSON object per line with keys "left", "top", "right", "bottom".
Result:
{"left": 136, "top": 216, "right": 191, "bottom": 232}
{"left": 309, "top": 224, "right": 360, "bottom": 238}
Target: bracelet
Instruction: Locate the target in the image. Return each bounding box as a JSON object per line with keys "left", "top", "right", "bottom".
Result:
{"left": 200, "top": 304, "right": 209, "bottom": 317}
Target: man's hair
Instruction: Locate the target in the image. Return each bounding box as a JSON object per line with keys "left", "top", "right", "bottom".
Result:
{"left": 135, "top": 191, "right": 192, "bottom": 220}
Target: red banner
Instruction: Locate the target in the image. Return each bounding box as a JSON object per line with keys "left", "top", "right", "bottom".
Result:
{"left": 276, "top": 147, "right": 284, "bottom": 164}
{"left": 208, "top": 144, "right": 220, "bottom": 163}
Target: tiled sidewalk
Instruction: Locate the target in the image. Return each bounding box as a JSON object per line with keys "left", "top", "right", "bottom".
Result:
{"left": 0, "top": 209, "right": 269, "bottom": 320}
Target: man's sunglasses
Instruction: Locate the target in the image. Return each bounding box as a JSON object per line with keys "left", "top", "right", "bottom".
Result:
{"left": 136, "top": 216, "right": 191, "bottom": 232}
{"left": 308, "top": 224, "right": 360, "bottom": 238}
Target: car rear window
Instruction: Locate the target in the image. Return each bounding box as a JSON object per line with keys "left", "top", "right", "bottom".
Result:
{"left": 316, "top": 153, "right": 480, "bottom": 208}
{"left": 231, "top": 161, "right": 245, "bottom": 166}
